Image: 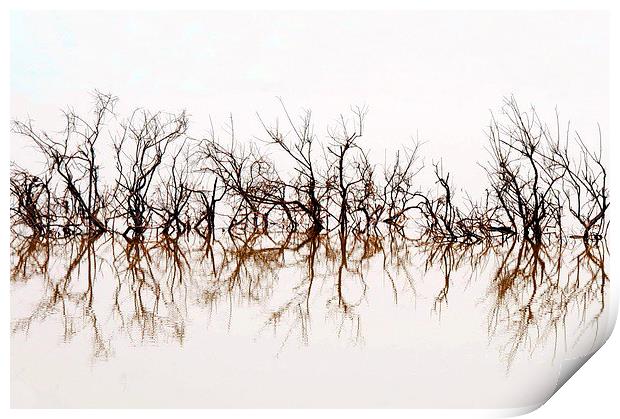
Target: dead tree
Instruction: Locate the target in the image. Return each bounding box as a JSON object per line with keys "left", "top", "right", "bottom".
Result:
{"left": 189, "top": 174, "right": 226, "bottom": 243}
{"left": 548, "top": 125, "right": 608, "bottom": 243}
{"left": 112, "top": 108, "right": 188, "bottom": 239}
{"left": 11, "top": 92, "right": 609, "bottom": 251}
{"left": 419, "top": 162, "right": 505, "bottom": 244}
{"left": 349, "top": 151, "right": 382, "bottom": 236}
{"left": 325, "top": 106, "right": 367, "bottom": 253}
{"left": 380, "top": 140, "right": 427, "bottom": 230}
{"left": 258, "top": 100, "right": 327, "bottom": 235}
{"left": 10, "top": 166, "right": 53, "bottom": 237}
{"left": 153, "top": 142, "right": 195, "bottom": 237}
{"left": 198, "top": 116, "right": 290, "bottom": 236}
{"left": 419, "top": 162, "right": 460, "bottom": 242}
{"left": 484, "top": 97, "right": 563, "bottom": 244}
{"left": 12, "top": 91, "right": 116, "bottom": 235}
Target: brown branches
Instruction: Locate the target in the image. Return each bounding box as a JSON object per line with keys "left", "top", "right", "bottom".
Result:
{"left": 419, "top": 163, "right": 463, "bottom": 243}
{"left": 153, "top": 142, "right": 195, "bottom": 237}
{"left": 198, "top": 117, "right": 287, "bottom": 237}
{"left": 380, "top": 139, "right": 426, "bottom": 230}
{"left": 12, "top": 91, "right": 116, "bottom": 236}
{"left": 258, "top": 100, "right": 326, "bottom": 235}
{"left": 112, "top": 108, "right": 188, "bottom": 239}
{"left": 325, "top": 106, "right": 368, "bottom": 263}
{"left": 484, "top": 97, "right": 563, "bottom": 244}
{"left": 548, "top": 124, "right": 609, "bottom": 243}
{"left": 483, "top": 96, "right": 609, "bottom": 246}
{"left": 10, "top": 93, "right": 608, "bottom": 250}
{"left": 10, "top": 165, "right": 53, "bottom": 237}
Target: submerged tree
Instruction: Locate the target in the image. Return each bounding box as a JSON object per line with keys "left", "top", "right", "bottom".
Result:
{"left": 111, "top": 108, "right": 188, "bottom": 239}
{"left": 9, "top": 93, "right": 608, "bottom": 250}
{"left": 258, "top": 100, "right": 328, "bottom": 235}
{"left": 12, "top": 91, "right": 117, "bottom": 236}
{"left": 484, "top": 97, "right": 564, "bottom": 244}
{"left": 548, "top": 125, "right": 608, "bottom": 242}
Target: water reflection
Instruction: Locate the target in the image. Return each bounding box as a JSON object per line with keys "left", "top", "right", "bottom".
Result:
{"left": 10, "top": 232, "right": 608, "bottom": 369}
{"left": 487, "top": 240, "right": 608, "bottom": 368}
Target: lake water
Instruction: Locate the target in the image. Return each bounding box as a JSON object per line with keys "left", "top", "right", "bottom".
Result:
{"left": 10, "top": 233, "right": 611, "bottom": 408}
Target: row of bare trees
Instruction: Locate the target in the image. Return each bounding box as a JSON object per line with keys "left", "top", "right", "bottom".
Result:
{"left": 10, "top": 93, "right": 609, "bottom": 247}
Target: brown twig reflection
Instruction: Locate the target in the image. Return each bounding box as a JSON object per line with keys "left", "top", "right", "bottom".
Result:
{"left": 12, "top": 235, "right": 112, "bottom": 360}
{"left": 10, "top": 226, "right": 609, "bottom": 369}
{"left": 486, "top": 240, "right": 608, "bottom": 370}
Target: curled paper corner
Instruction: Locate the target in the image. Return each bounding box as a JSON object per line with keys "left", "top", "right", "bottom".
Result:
{"left": 488, "top": 351, "right": 600, "bottom": 418}
{"left": 544, "top": 325, "right": 615, "bottom": 411}
{"left": 505, "top": 321, "right": 618, "bottom": 417}
{"left": 554, "top": 351, "right": 595, "bottom": 397}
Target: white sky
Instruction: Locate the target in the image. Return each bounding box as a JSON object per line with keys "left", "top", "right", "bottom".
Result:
{"left": 10, "top": 11, "right": 609, "bottom": 195}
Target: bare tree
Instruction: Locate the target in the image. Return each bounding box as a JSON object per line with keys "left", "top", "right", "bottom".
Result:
{"left": 380, "top": 140, "right": 427, "bottom": 230}
{"left": 10, "top": 165, "right": 53, "bottom": 237}
{"left": 258, "top": 100, "right": 327, "bottom": 235}
{"left": 112, "top": 108, "right": 188, "bottom": 239}
{"left": 12, "top": 91, "right": 117, "bottom": 235}
{"left": 10, "top": 92, "right": 609, "bottom": 249}
{"left": 325, "top": 106, "right": 367, "bottom": 254}
{"left": 153, "top": 142, "right": 195, "bottom": 237}
{"left": 549, "top": 125, "right": 608, "bottom": 243}
{"left": 197, "top": 116, "right": 290, "bottom": 236}
{"left": 484, "top": 97, "right": 563, "bottom": 244}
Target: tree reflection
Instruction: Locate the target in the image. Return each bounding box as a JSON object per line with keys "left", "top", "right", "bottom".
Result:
{"left": 11, "top": 230, "right": 608, "bottom": 369}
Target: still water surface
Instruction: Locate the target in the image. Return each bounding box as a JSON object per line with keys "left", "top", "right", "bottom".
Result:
{"left": 10, "top": 233, "right": 610, "bottom": 408}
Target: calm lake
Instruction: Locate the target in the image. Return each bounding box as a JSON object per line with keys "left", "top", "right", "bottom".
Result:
{"left": 10, "top": 233, "right": 610, "bottom": 408}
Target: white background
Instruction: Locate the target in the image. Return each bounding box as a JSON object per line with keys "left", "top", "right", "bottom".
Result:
{"left": 2, "top": 0, "right": 619, "bottom": 418}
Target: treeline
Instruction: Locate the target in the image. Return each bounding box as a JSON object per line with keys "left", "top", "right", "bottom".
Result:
{"left": 10, "top": 93, "right": 609, "bottom": 247}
